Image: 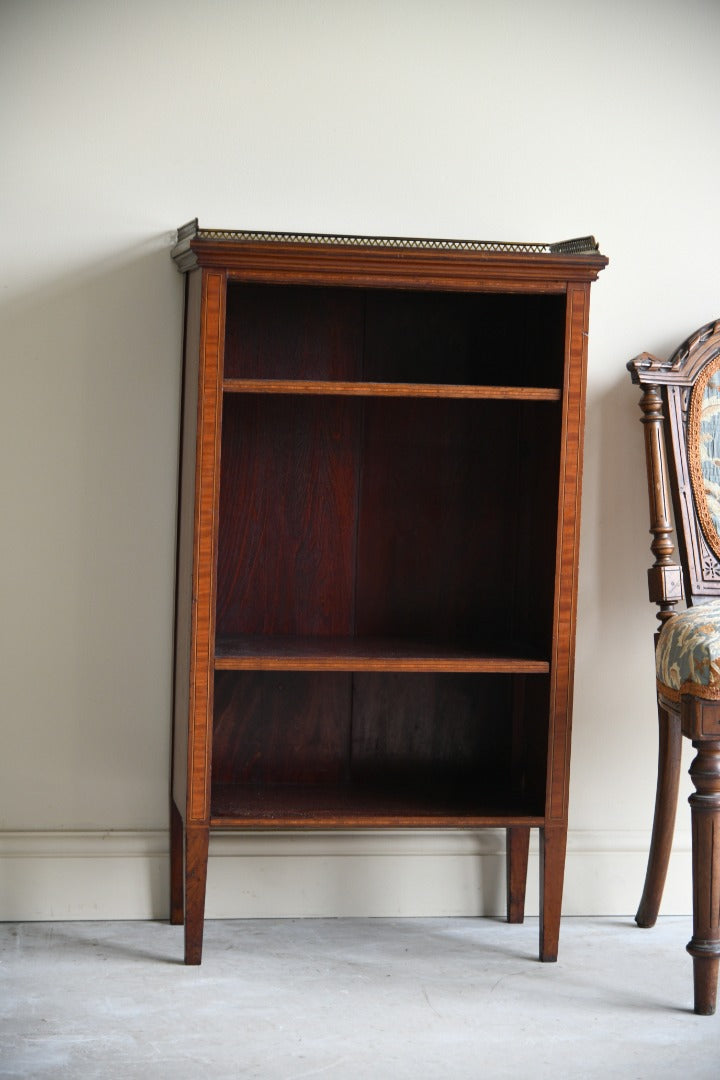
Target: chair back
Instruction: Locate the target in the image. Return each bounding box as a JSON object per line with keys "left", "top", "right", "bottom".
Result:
{"left": 629, "top": 318, "right": 720, "bottom": 631}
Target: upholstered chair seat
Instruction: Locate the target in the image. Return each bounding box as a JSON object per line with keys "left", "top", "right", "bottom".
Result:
{"left": 656, "top": 600, "right": 720, "bottom": 700}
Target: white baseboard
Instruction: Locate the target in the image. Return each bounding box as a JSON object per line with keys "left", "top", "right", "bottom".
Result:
{"left": 0, "top": 829, "right": 692, "bottom": 921}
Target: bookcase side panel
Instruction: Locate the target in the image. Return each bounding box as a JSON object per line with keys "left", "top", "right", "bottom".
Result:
{"left": 187, "top": 269, "right": 226, "bottom": 825}
{"left": 172, "top": 268, "right": 202, "bottom": 822}
{"left": 546, "top": 283, "right": 591, "bottom": 825}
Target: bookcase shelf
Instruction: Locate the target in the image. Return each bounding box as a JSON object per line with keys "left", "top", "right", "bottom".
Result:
{"left": 169, "top": 223, "right": 607, "bottom": 965}
{"left": 210, "top": 781, "right": 546, "bottom": 829}
{"left": 222, "top": 378, "right": 562, "bottom": 401}
{"left": 214, "top": 634, "right": 549, "bottom": 673}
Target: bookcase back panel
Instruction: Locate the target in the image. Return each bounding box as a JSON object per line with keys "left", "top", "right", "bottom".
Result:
{"left": 213, "top": 670, "right": 351, "bottom": 785}
{"left": 350, "top": 672, "right": 512, "bottom": 785}
{"left": 355, "top": 397, "right": 522, "bottom": 644}
{"left": 224, "top": 283, "right": 567, "bottom": 388}
{"left": 211, "top": 671, "right": 530, "bottom": 799}
{"left": 225, "top": 284, "right": 364, "bottom": 381}
{"left": 216, "top": 394, "right": 562, "bottom": 647}
{"left": 216, "top": 396, "right": 561, "bottom": 648}
{"left": 216, "top": 394, "right": 361, "bottom": 638}
{"left": 362, "top": 290, "right": 566, "bottom": 388}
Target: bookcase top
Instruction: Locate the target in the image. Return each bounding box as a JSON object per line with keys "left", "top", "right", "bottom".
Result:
{"left": 171, "top": 219, "right": 608, "bottom": 283}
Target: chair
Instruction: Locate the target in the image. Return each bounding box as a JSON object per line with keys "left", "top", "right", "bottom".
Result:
{"left": 628, "top": 317, "right": 720, "bottom": 1015}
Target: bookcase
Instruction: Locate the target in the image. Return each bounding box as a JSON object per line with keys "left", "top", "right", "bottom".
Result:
{"left": 169, "top": 222, "right": 607, "bottom": 964}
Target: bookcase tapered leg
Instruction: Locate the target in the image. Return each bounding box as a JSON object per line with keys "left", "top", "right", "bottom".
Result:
{"left": 506, "top": 827, "right": 530, "bottom": 923}
{"left": 686, "top": 739, "right": 720, "bottom": 1015}
{"left": 170, "top": 798, "right": 184, "bottom": 926}
{"left": 184, "top": 825, "right": 209, "bottom": 965}
{"left": 539, "top": 824, "right": 567, "bottom": 962}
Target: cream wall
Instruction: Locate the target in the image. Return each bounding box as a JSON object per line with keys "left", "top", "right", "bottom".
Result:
{"left": 2, "top": 0, "right": 719, "bottom": 920}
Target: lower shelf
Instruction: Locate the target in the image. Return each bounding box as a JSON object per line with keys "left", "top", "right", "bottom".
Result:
{"left": 210, "top": 782, "right": 545, "bottom": 828}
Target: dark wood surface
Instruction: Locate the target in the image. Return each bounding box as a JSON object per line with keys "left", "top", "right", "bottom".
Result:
{"left": 170, "top": 226, "right": 606, "bottom": 964}
{"left": 687, "top": 735, "right": 720, "bottom": 1014}
{"left": 544, "top": 284, "right": 590, "bottom": 826}
{"left": 212, "top": 670, "right": 351, "bottom": 786}
{"left": 211, "top": 669, "right": 531, "bottom": 800}
{"left": 216, "top": 392, "right": 561, "bottom": 651}
{"left": 173, "top": 227, "right": 607, "bottom": 291}
{"left": 539, "top": 824, "right": 567, "bottom": 962}
{"left": 170, "top": 268, "right": 203, "bottom": 822}
{"left": 635, "top": 705, "right": 682, "bottom": 928}
{"left": 210, "top": 782, "right": 545, "bottom": 828}
{"left": 169, "top": 797, "right": 184, "bottom": 926}
{"left": 354, "top": 398, "right": 520, "bottom": 643}
{"left": 216, "top": 394, "right": 359, "bottom": 639}
{"left": 506, "top": 826, "right": 531, "bottom": 923}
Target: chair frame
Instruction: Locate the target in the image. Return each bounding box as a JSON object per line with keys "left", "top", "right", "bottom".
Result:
{"left": 629, "top": 317, "right": 720, "bottom": 1015}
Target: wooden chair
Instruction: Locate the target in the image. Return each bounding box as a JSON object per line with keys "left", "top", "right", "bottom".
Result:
{"left": 628, "top": 317, "right": 720, "bottom": 1015}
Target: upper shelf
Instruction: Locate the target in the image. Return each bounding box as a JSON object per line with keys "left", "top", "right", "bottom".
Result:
{"left": 222, "top": 378, "right": 561, "bottom": 401}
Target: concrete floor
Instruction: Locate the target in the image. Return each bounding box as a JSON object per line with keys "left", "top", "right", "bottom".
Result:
{"left": 1, "top": 917, "right": 719, "bottom": 1079}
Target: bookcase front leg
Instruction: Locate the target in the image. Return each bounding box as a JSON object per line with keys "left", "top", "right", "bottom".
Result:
{"left": 506, "top": 827, "right": 530, "bottom": 923}
{"left": 539, "top": 824, "right": 567, "bottom": 962}
{"left": 184, "top": 825, "right": 210, "bottom": 965}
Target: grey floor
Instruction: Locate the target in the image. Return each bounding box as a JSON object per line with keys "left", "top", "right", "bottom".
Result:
{"left": 2, "top": 917, "right": 719, "bottom": 1079}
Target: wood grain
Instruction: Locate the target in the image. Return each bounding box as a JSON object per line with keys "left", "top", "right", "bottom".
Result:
{"left": 214, "top": 635, "right": 549, "bottom": 673}
{"left": 224, "top": 283, "right": 363, "bottom": 381}
{"left": 171, "top": 267, "right": 202, "bottom": 822}
{"left": 215, "top": 395, "right": 360, "bottom": 638}
{"left": 355, "top": 398, "right": 519, "bottom": 643}
{"left": 187, "top": 270, "right": 225, "bottom": 824}
{"left": 210, "top": 782, "right": 545, "bottom": 828}
{"left": 184, "top": 825, "right": 209, "bottom": 965}
{"left": 687, "top": 738, "right": 720, "bottom": 1014}
{"left": 212, "top": 671, "right": 350, "bottom": 786}
{"left": 635, "top": 705, "right": 682, "bottom": 928}
{"left": 546, "top": 283, "right": 590, "bottom": 825}
{"left": 222, "top": 379, "right": 561, "bottom": 401}
{"left": 539, "top": 823, "right": 567, "bottom": 961}
{"left": 506, "top": 826, "right": 531, "bottom": 923}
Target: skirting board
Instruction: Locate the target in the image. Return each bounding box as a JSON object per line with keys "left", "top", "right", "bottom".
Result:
{"left": 0, "top": 829, "right": 692, "bottom": 922}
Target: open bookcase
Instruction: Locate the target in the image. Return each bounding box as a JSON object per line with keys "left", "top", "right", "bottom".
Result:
{"left": 170, "top": 223, "right": 607, "bottom": 964}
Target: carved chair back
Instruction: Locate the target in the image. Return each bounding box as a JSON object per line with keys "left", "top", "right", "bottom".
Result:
{"left": 629, "top": 318, "right": 720, "bottom": 632}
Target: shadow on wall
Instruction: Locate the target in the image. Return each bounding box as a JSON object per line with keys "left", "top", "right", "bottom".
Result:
{"left": 0, "top": 237, "right": 185, "bottom": 832}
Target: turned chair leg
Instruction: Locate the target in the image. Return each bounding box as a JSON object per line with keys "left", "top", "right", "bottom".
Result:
{"left": 506, "top": 827, "right": 530, "bottom": 924}
{"left": 636, "top": 705, "right": 682, "bottom": 928}
{"left": 687, "top": 739, "right": 720, "bottom": 1015}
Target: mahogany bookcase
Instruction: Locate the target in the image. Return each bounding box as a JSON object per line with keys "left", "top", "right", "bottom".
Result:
{"left": 169, "top": 222, "right": 607, "bottom": 964}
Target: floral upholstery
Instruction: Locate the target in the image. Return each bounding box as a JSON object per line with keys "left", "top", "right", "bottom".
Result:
{"left": 656, "top": 599, "right": 720, "bottom": 699}
{"left": 695, "top": 363, "right": 720, "bottom": 551}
